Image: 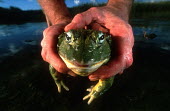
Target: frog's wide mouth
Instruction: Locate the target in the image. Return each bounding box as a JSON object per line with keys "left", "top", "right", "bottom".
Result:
{"left": 73, "top": 62, "right": 90, "bottom": 67}
{"left": 59, "top": 55, "right": 109, "bottom": 76}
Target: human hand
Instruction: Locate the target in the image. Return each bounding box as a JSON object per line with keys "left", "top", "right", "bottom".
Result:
{"left": 41, "top": 22, "right": 75, "bottom": 75}
{"left": 65, "top": 6, "right": 134, "bottom": 81}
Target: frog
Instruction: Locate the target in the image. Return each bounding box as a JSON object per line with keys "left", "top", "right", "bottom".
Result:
{"left": 49, "top": 29, "right": 114, "bottom": 104}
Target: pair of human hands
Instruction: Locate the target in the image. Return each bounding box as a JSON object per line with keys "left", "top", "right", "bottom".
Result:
{"left": 41, "top": 6, "right": 134, "bottom": 81}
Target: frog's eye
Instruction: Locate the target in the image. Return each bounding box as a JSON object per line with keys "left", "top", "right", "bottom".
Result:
{"left": 66, "top": 34, "right": 71, "bottom": 41}
{"left": 98, "top": 33, "right": 105, "bottom": 44}
{"left": 65, "top": 32, "right": 72, "bottom": 42}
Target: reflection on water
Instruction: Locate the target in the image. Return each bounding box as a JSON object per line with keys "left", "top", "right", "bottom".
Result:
{"left": 0, "top": 19, "right": 170, "bottom": 111}
{"left": 130, "top": 19, "right": 170, "bottom": 55}
{"left": 0, "top": 19, "right": 170, "bottom": 59}
{"left": 131, "top": 19, "right": 170, "bottom": 46}
{"left": 0, "top": 22, "right": 47, "bottom": 59}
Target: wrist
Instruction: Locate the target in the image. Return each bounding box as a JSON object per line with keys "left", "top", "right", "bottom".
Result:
{"left": 46, "top": 8, "right": 71, "bottom": 25}
{"left": 38, "top": 0, "right": 71, "bottom": 25}
{"left": 106, "top": 0, "right": 133, "bottom": 22}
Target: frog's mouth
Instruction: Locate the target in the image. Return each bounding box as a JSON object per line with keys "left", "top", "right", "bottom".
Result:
{"left": 59, "top": 55, "right": 109, "bottom": 76}
{"left": 73, "top": 62, "right": 90, "bottom": 67}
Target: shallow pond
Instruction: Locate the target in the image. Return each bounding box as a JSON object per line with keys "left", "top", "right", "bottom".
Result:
{"left": 0, "top": 19, "right": 170, "bottom": 111}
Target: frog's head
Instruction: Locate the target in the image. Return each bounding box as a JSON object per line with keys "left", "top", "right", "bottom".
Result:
{"left": 58, "top": 29, "right": 112, "bottom": 76}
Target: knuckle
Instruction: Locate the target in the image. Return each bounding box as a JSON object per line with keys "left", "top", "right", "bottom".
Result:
{"left": 43, "top": 26, "right": 56, "bottom": 38}
{"left": 75, "top": 13, "right": 84, "bottom": 20}
{"left": 89, "top": 7, "right": 98, "bottom": 11}
{"left": 40, "top": 40, "right": 44, "bottom": 47}
{"left": 41, "top": 50, "right": 47, "bottom": 61}
{"left": 126, "top": 55, "right": 133, "bottom": 68}
{"left": 40, "top": 39, "right": 49, "bottom": 49}
{"left": 43, "top": 27, "right": 49, "bottom": 37}
{"left": 127, "top": 24, "right": 132, "bottom": 29}
{"left": 41, "top": 49, "right": 51, "bottom": 63}
{"left": 126, "top": 24, "right": 133, "bottom": 32}
{"left": 57, "top": 67, "right": 63, "bottom": 73}
{"left": 56, "top": 65, "right": 65, "bottom": 73}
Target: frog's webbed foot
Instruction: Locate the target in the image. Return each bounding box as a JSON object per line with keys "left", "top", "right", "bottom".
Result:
{"left": 49, "top": 65, "right": 69, "bottom": 93}
{"left": 54, "top": 77, "right": 69, "bottom": 93}
{"left": 83, "top": 77, "right": 114, "bottom": 105}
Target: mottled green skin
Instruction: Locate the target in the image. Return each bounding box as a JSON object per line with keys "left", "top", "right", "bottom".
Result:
{"left": 49, "top": 29, "right": 114, "bottom": 104}
{"left": 58, "top": 29, "right": 111, "bottom": 65}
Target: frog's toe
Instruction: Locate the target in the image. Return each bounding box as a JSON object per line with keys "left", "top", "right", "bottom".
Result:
{"left": 83, "top": 87, "right": 98, "bottom": 104}
{"left": 49, "top": 65, "right": 69, "bottom": 93}
{"left": 61, "top": 81, "right": 69, "bottom": 91}
{"left": 55, "top": 80, "right": 69, "bottom": 93}
{"left": 83, "top": 77, "right": 114, "bottom": 105}
{"left": 86, "top": 85, "right": 94, "bottom": 92}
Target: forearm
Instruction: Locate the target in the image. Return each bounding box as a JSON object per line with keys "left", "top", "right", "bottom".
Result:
{"left": 107, "top": 0, "right": 133, "bottom": 21}
{"left": 38, "top": 0, "right": 70, "bottom": 25}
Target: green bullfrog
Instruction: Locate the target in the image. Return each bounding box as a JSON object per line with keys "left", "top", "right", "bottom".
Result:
{"left": 49, "top": 29, "right": 114, "bottom": 104}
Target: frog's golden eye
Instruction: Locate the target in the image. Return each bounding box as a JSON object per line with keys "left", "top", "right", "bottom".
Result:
{"left": 99, "top": 35, "right": 104, "bottom": 40}
{"left": 98, "top": 33, "right": 105, "bottom": 44}
{"left": 65, "top": 33, "right": 71, "bottom": 42}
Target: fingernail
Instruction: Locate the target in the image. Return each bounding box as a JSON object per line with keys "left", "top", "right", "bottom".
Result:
{"left": 68, "top": 71, "right": 77, "bottom": 77}
{"left": 89, "top": 76, "right": 98, "bottom": 81}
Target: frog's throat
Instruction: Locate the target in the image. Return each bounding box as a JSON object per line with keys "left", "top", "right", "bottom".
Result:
{"left": 59, "top": 55, "right": 109, "bottom": 76}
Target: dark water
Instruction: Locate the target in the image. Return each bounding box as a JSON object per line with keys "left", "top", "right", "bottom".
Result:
{"left": 0, "top": 22, "right": 46, "bottom": 61}
{"left": 0, "top": 19, "right": 170, "bottom": 111}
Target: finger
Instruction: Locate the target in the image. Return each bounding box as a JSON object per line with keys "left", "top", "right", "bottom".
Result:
{"left": 42, "top": 26, "right": 63, "bottom": 49}
{"left": 67, "top": 70, "right": 77, "bottom": 77}
{"left": 89, "top": 34, "right": 133, "bottom": 81}
{"left": 89, "top": 55, "right": 125, "bottom": 81}
{"left": 41, "top": 28, "right": 58, "bottom": 62}
{"left": 89, "top": 22, "right": 109, "bottom": 33}
{"left": 48, "top": 48, "right": 69, "bottom": 73}
{"left": 105, "top": 20, "right": 134, "bottom": 45}
{"left": 41, "top": 47, "right": 69, "bottom": 73}
{"left": 89, "top": 46, "right": 133, "bottom": 81}
{"left": 64, "top": 10, "right": 94, "bottom": 31}
{"left": 41, "top": 25, "right": 69, "bottom": 73}
{"left": 41, "top": 48, "right": 47, "bottom": 61}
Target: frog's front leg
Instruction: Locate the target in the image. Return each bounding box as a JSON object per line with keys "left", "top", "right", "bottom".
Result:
{"left": 49, "top": 65, "right": 69, "bottom": 93}
{"left": 83, "top": 76, "right": 114, "bottom": 104}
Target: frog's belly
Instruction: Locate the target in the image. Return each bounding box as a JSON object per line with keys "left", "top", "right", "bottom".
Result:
{"left": 60, "top": 56, "right": 108, "bottom": 76}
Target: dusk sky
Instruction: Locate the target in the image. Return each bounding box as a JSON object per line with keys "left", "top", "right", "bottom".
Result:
{"left": 0, "top": 0, "right": 169, "bottom": 10}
